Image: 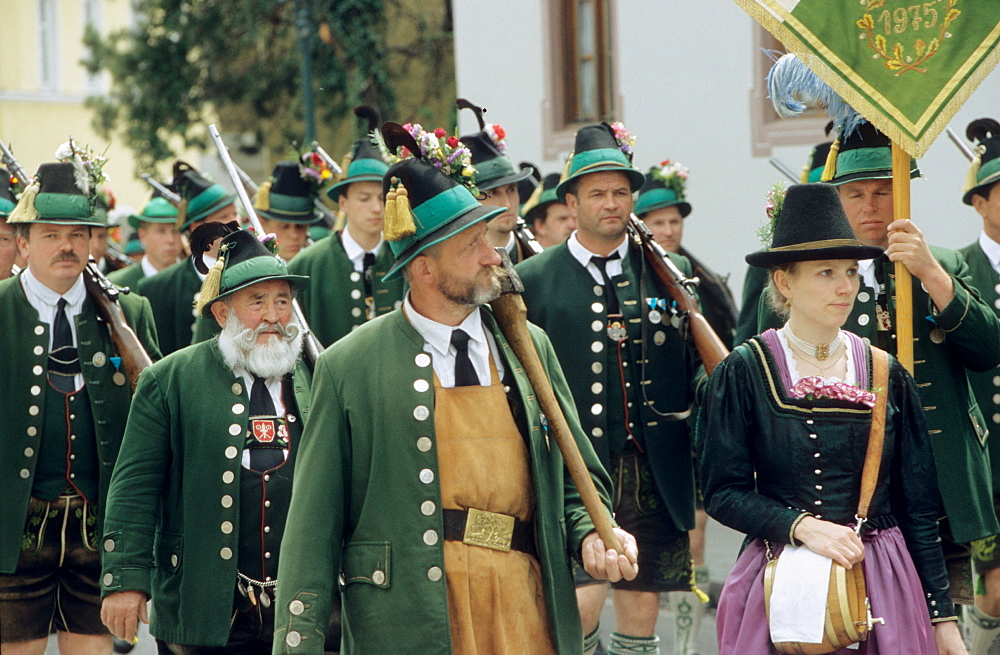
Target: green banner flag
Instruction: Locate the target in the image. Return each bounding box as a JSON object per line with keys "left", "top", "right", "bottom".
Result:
{"left": 737, "top": 0, "right": 1000, "bottom": 157}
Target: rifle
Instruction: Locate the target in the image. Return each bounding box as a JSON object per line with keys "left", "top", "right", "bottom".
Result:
{"left": 208, "top": 124, "right": 324, "bottom": 370}
{"left": 768, "top": 157, "right": 800, "bottom": 183}
{"left": 513, "top": 217, "right": 543, "bottom": 259}
{"left": 627, "top": 213, "right": 729, "bottom": 375}
{"left": 946, "top": 127, "right": 975, "bottom": 162}
{"left": 2, "top": 139, "right": 153, "bottom": 390}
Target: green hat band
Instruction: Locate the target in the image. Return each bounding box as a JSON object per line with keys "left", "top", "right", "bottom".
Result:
{"left": 473, "top": 156, "right": 516, "bottom": 184}
{"left": 220, "top": 255, "right": 290, "bottom": 294}
{"left": 836, "top": 147, "right": 907, "bottom": 175}
{"left": 569, "top": 147, "right": 631, "bottom": 176}
{"left": 0, "top": 198, "right": 15, "bottom": 216}
{"left": 347, "top": 158, "right": 389, "bottom": 180}
{"left": 976, "top": 157, "right": 1000, "bottom": 187}
{"left": 388, "top": 186, "right": 481, "bottom": 257}
{"left": 807, "top": 166, "right": 825, "bottom": 184}
{"left": 185, "top": 183, "right": 234, "bottom": 225}
{"left": 267, "top": 192, "right": 315, "bottom": 216}
{"left": 35, "top": 192, "right": 93, "bottom": 220}
{"left": 634, "top": 188, "right": 681, "bottom": 215}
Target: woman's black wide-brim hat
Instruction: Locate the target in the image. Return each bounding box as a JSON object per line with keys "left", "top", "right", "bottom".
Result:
{"left": 745, "top": 183, "right": 883, "bottom": 268}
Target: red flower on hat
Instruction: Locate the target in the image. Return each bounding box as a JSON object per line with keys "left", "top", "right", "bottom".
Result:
{"left": 493, "top": 124, "right": 506, "bottom": 140}
{"left": 434, "top": 128, "right": 447, "bottom": 138}
{"left": 446, "top": 136, "right": 459, "bottom": 148}
{"left": 399, "top": 146, "right": 411, "bottom": 158}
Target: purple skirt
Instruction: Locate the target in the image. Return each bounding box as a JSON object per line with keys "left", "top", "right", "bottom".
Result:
{"left": 716, "top": 526, "right": 936, "bottom": 654}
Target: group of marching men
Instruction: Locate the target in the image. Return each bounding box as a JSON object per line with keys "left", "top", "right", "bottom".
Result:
{"left": 2, "top": 101, "right": 1000, "bottom": 655}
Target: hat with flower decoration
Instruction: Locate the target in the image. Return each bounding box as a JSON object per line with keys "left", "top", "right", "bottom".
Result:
{"left": 91, "top": 185, "right": 116, "bottom": 226}
{"left": 8, "top": 140, "right": 108, "bottom": 226}
{"left": 326, "top": 106, "right": 390, "bottom": 202}
{"left": 521, "top": 172, "right": 564, "bottom": 224}
{"left": 0, "top": 167, "right": 15, "bottom": 218}
{"left": 374, "top": 121, "right": 505, "bottom": 281}
{"left": 635, "top": 160, "right": 692, "bottom": 218}
{"left": 745, "top": 183, "right": 882, "bottom": 268}
{"left": 457, "top": 98, "right": 534, "bottom": 192}
{"left": 189, "top": 222, "right": 308, "bottom": 316}
{"left": 254, "top": 159, "right": 325, "bottom": 224}
{"left": 556, "top": 122, "right": 645, "bottom": 200}
{"left": 963, "top": 118, "right": 1000, "bottom": 205}
{"left": 825, "top": 121, "right": 919, "bottom": 185}
{"left": 128, "top": 196, "right": 179, "bottom": 229}
{"left": 169, "top": 161, "right": 236, "bottom": 231}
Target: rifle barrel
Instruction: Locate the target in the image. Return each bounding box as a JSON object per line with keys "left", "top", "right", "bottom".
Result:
{"left": 946, "top": 127, "right": 975, "bottom": 162}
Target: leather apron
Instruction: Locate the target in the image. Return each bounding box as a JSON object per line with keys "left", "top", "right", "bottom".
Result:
{"left": 433, "top": 356, "right": 556, "bottom": 655}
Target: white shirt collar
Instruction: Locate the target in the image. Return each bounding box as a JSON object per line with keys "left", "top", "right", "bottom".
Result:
{"left": 504, "top": 232, "right": 517, "bottom": 255}
{"left": 140, "top": 255, "right": 160, "bottom": 278}
{"left": 341, "top": 226, "right": 384, "bottom": 270}
{"left": 404, "top": 293, "right": 486, "bottom": 359}
{"left": 20, "top": 266, "right": 87, "bottom": 311}
{"left": 979, "top": 231, "right": 1000, "bottom": 275}
{"left": 857, "top": 257, "right": 880, "bottom": 295}
{"left": 566, "top": 231, "right": 629, "bottom": 284}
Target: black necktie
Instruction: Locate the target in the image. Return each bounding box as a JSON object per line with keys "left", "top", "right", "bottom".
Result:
{"left": 49, "top": 298, "right": 79, "bottom": 393}
{"left": 247, "top": 375, "right": 284, "bottom": 472}
{"left": 591, "top": 253, "right": 622, "bottom": 315}
{"left": 451, "top": 329, "right": 479, "bottom": 387}
{"left": 362, "top": 252, "right": 376, "bottom": 298}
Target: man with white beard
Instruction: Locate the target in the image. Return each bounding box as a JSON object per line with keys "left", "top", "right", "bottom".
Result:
{"left": 98, "top": 225, "right": 313, "bottom": 654}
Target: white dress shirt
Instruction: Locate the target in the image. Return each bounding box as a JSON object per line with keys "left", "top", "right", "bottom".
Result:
{"left": 341, "top": 227, "right": 385, "bottom": 274}
{"left": 979, "top": 231, "right": 1000, "bottom": 276}
{"left": 566, "top": 231, "right": 629, "bottom": 285}
{"left": 404, "top": 293, "right": 505, "bottom": 388}
{"left": 858, "top": 258, "right": 880, "bottom": 297}
{"left": 21, "top": 267, "right": 87, "bottom": 388}
{"left": 140, "top": 255, "right": 160, "bottom": 278}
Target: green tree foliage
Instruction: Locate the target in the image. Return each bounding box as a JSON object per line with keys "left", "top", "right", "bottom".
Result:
{"left": 84, "top": 0, "right": 454, "bottom": 173}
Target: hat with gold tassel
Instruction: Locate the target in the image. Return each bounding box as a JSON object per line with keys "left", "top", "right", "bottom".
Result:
{"left": 254, "top": 160, "right": 322, "bottom": 224}
{"left": 963, "top": 118, "right": 1000, "bottom": 206}
{"left": 326, "top": 106, "right": 390, "bottom": 202}
{"left": 7, "top": 161, "right": 102, "bottom": 226}
{"left": 375, "top": 121, "right": 504, "bottom": 282}
{"left": 190, "top": 222, "right": 307, "bottom": 316}
{"left": 169, "top": 161, "right": 236, "bottom": 231}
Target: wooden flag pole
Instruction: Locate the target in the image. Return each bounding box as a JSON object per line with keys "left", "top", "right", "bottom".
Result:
{"left": 891, "top": 142, "right": 914, "bottom": 373}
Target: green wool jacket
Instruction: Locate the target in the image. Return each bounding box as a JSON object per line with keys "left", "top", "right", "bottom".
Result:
{"left": 101, "top": 339, "right": 312, "bottom": 646}
{"left": 136, "top": 258, "right": 202, "bottom": 356}
{"left": 272, "top": 308, "right": 613, "bottom": 655}
{"left": 286, "top": 233, "right": 404, "bottom": 347}
{"left": 107, "top": 262, "right": 147, "bottom": 291}
{"left": 0, "top": 273, "right": 160, "bottom": 573}
{"left": 516, "top": 241, "right": 698, "bottom": 533}
{"left": 959, "top": 240, "right": 1000, "bottom": 502}
{"left": 758, "top": 247, "right": 1000, "bottom": 543}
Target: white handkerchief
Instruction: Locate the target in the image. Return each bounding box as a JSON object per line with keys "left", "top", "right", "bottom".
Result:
{"left": 769, "top": 545, "right": 833, "bottom": 644}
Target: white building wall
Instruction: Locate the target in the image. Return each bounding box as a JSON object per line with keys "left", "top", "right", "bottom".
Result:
{"left": 453, "top": 0, "right": 1000, "bottom": 303}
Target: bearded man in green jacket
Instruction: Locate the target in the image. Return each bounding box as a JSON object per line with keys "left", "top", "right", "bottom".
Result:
{"left": 273, "top": 126, "right": 637, "bottom": 655}
{"left": 100, "top": 225, "right": 319, "bottom": 653}
{"left": 0, "top": 161, "right": 160, "bottom": 654}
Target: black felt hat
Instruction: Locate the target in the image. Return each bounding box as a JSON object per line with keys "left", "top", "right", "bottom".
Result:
{"left": 517, "top": 162, "right": 541, "bottom": 210}
{"left": 169, "top": 161, "right": 236, "bottom": 230}
{"left": 827, "top": 122, "right": 919, "bottom": 186}
{"left": 745, "top": 183, "right": 883, "bottom": 268}
{"left": 963, "top": 118, "right": 1000, "bottom": 205}
{"left": 7, "top": 162, "right": 100, "bottom": 226}
{"left": 457, "top": 98, "right": 533, "bottom": 192}
{"left": 0, "top": 167, "right": 14, "bottom": 217}
{"left": 556, "top": 122, "right": 645, "bottom": 199}
{"left": 255, "top": 161, "right": 319, "bottom": 224}
{"left": 522, "top": 173, "right": 564, "bottom": 224}
{"left": 804, "top": 142, "right": 833, "bottom": 183}
{"left": 326, "top": 106, "right": 390, "bottom": 201}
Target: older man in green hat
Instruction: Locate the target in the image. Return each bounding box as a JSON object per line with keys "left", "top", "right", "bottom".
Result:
{"left": 137, "top": 161, "right": 238, "bottom": 355}
{"left": 759, "top": 120, "right": 1000, "bottom": 610}
{"left": 288, "top": 108, "right": 404, "bottom": 347}
{"left": 0, "top": 161, "right": 160, "bottom": 655}
{"left": 0, "top": 167, "right": 17, "bottom": 280}
{"left": 100, "top": 224, "right": 319, "bottom": 653}
{"left": 272, "top": 123, "right": 635, "bottom": 655}
{"left": 107, "top": 196, "right": 183, "bottom": 290}
{"left": 953, "top": 118, "right": 1000, "bottom": 654}
{"left": 516, "top": 122, "right": 700, "bottom": 655}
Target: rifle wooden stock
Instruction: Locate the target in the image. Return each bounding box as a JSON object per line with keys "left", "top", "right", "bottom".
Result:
{"left": 83, "top": 261, "right": 153, "bottom": 392}
{"left": 628, "top": 214, "right": 729, "bottom": 375}
{"left": 489, "top": 290, "right": 623, "bottom": 555}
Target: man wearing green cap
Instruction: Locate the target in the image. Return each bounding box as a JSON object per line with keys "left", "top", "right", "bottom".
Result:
{"left": 0, "top": 167, "right": 17, "bottom": 280}
{"left": 288, "top": 117, "right": 404, "bottom": 347}
{"left": 759, "top": 121, "right": 1000, "bottom": 609}
{"left": 107, "top": 197, "right": 183, "bottom": 290}
{"left": 100, "top": 225, "right": 317, "bottom": 653}
{"left": 255, "top": 160, "right": 325, "bottom": 264}
{"left": 137, "top": 161, "right": 238, "bottom": 355}
{"left": 272, "top": 125, "right": 635, "bottom": 655}
{"left": 516, "top": 122, "right": 698, "bottom": 655}
{"left": 524, "top": 172, "right": 576, "bottom": 249}
{"left": 0, "top": 161, "right": 160, "bottom": 655}
{"left": 955, "top": 118, "right": 1000, "bottom": 654}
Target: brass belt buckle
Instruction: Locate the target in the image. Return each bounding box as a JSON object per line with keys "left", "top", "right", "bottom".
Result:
{"left": 463, "top": 508, "right": 515, "bottom": 552}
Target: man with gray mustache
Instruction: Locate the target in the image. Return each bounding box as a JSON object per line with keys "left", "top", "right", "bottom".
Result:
{"left": 99, "top": 226, "right": 315, "bottom": 654}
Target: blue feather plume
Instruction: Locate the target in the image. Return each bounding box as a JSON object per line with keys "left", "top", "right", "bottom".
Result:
{"left": 767, "top": 53, "right": 865, "bottom": 138}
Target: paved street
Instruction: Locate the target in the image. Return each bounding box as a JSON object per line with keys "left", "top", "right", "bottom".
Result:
{"left": 48, "top": 519, "right": 744, "bottom": 654}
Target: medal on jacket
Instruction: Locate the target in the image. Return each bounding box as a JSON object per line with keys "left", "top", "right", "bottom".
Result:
{"left": 607, "top": 315, "right": 627, "bottom": 342}
{"left": 646, "top": 297, "right": 667, "bottom": 325}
